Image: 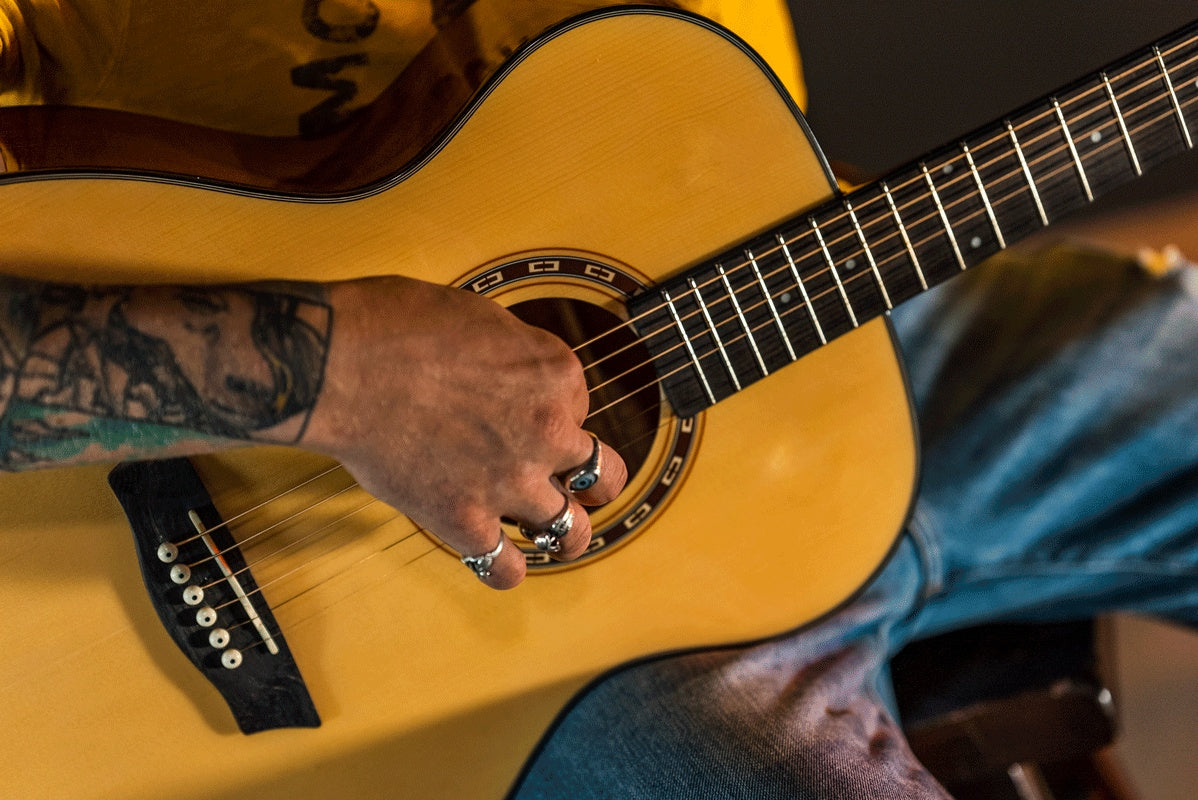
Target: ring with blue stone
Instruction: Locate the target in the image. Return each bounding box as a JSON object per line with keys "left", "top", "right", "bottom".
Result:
{"left": 564, "top": 432, "right": 602, "bottom": 493}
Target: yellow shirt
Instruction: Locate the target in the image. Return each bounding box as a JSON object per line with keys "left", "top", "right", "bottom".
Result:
{"left": 0, "top": 0, "right": 803, "bottom": 137}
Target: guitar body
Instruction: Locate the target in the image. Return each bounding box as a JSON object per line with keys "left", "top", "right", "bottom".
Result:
{"left": 0, "top": 10, "right": 916, "bottom": 799}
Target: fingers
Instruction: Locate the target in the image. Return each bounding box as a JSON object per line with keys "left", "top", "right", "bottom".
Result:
{"left": 452, "top": 480, "right": 591, "bottom": 590}
{"left": 455, "top": 522, "right": 527, "bottom": 591}
{"left": 454, "top": 429, "right": 628, "bottom": 590}
{"left": 555, "top": 432, "right": 628, "bottom": 507}
{"left": 512, "top": 490, "right": 593, "bottom": 562}
{"left": 572, "top": 441, "right": 627, "bottom": 506}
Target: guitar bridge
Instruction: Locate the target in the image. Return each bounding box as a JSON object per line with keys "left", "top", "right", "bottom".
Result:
{"left": 108, "top": 458, "right": 320, "bottom": 734}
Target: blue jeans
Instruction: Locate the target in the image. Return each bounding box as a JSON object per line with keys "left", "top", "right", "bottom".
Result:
{"left": 513, "top": 245, "right": 1198, "bottom": 799}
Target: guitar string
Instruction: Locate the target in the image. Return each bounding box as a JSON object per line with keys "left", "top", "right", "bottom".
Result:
{"left": 570, "top": 35, "right": 1198, "bottom": 361}
{"left": 582, "top": 91, "right": 1198, "bottom": 408}
{"left": 160, "top": 44, "right": 1198, "bottom": 629}
{"left": 584, "top": 108, "right": 1142, "bottom": 402}
{"left": 217, "top": 524, "right": 424, "bottom": 652}
{"left": 589, "top": 101, "right": 1196, "bottom": 418}
{"left": 168, "top": 89, "right": 1197, "bottom": 599}
{"left": 197, "top": 497, "right": 378, "bottom": 591}
{"left": 162, "top": 335, "right": 675, "bottom": 595}
{"left": 577, "top": 49, "right": 1198, "bottom": 380}
{"left": 182, "top": 479, "right": 360, "bottom": 570}
{"left": 570, "top": 38, "right": 1198, "bottom": 368}
{"left": 180, "top": 401, "right": 676, "bottom": 599}
{"left": 207, "top": 421, "right": 698, "bottom": 645}
{"left": 227, "top": 86, "right": 1197, "bottom": 640}
{"left": 215, "top": 510, "right": 422, "bottom": 645}
{"left": 170, "top": 463, "right": 343, "bottom": 548}
{"left": 182, "top": 166, "right": 1198, "bottom": 659}
{"left": 187, "top": 77, "right": 1170, "bottom": 601}
{"left": 207, "top": 501, "right": 398, "bottom": 616}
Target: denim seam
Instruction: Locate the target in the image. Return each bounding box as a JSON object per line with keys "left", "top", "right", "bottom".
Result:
{"left": 956, "top": 559, "right": 1198, "bottom": 583}
{"left": 904, "top": 501, "right": 944, "bottom": 600}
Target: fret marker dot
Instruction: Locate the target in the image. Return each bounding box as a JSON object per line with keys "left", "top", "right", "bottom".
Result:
{"left": 780, "top": 292, "right": 792, "bottom": 304}
{"left": 1090, "top": 131, "right": 1102, "bottom": 143}
{"left": 845, "top": 258, "right": 857, "bottom": 270}
{"left": 941, "top": 164, "right": 953, "bottom": 175}
{"left": 970, "top": 236, "right": 983, "bottom": 249}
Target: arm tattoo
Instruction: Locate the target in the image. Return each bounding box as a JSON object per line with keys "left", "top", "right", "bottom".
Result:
{"left": 0, "top": 279, "right": 332, "bottom": 469}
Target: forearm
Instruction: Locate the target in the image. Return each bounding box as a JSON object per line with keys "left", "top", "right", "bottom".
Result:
{"left": 0, "top": 276, "right": 331, "bottom": 470}
{"left": 0, "top": 270, "right": 626, "bottom": 588}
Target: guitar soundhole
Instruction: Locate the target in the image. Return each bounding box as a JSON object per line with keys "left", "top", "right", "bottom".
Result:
{"left": 508, "top": 297, "right": 660, "bottom": 483}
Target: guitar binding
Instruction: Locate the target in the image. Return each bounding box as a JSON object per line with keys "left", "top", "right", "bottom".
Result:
{"left": 108, "top": 457, "right": 320, "bottom": 734}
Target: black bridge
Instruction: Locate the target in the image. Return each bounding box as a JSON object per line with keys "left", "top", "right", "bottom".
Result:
{"left": 109, "top": 458, "right": 320, "bottom": 734}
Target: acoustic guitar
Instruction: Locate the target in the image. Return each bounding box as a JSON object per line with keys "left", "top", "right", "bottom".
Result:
{"left": 0, "top": 7, "right": 1194, "bottom": 798}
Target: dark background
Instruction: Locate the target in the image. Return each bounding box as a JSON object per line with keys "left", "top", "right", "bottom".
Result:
{"left": 786, "top": 1, "right": 1198, "bottom": 213}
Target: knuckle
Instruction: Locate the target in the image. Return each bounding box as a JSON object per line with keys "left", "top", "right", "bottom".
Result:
{"left": 445, "top": 504, "right": 490, "bottom": 542}
{"left": 509, "top": 463, "right": 548, "bottom": 497}
{"left": 540, "top": 333, "right": 586, "bottom": 394}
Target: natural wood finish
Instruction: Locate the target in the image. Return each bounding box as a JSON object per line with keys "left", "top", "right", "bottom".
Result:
{"left": 0, "top": 12, "right": 915, "bottom": 800}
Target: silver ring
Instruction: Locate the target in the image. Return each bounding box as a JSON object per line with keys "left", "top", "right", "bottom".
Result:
{"left": 564, "top": 432, "right": 602, "bottom": 493}
{"left": 519, "top": 494, "right": 574, "bottom": 553}
{"left": 460, "top": 532, "right": 504, "bottom": 580}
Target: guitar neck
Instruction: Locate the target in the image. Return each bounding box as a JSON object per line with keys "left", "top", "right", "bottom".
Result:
{"left": 630, "top": 18, "right": 1198, "bottom": 418}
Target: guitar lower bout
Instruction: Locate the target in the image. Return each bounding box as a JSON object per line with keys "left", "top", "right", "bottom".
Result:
{"left": 459, "top": 251, "right": 705, "bottom": 570}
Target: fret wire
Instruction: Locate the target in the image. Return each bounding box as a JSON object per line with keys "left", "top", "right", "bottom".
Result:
{"left": 662, "top": 288, "right": 715, "bottom": 405}
{"left": 738, "top": 49, "right": 1190, "bottom": 303}
{"left": 809, "top": 218, "right": 859, "bottom": 327}
{"left": 626, "top": 90, "right": 1198, "bottom": 415}
{"left": 1154, "top": 45, "right": 1194, "bottom": 149}
{"left": 959, "top": 142, "right": 1006, "bottom": 248}
{"left": 843, "top": 198, "right": 893, "bottom": 309}
{"left": 1102, "top": 72, "right": 1143, "bottom": 175}
{"left": 745, "top": 248, "right": 796, "bottom": 362}
{"left": 611, "top": 65, "right": 1198, "bottom": 419}
{"left": 795, "top": 81, "right": 1191, "bottom": 309}
{"left": 687, "top": 277, "right": 740, "bottom": 391}
{"left": 1005, "top": 120, "right": 1050, "bottom": 225}
{"left": 794, "top": 52, "right": 1164, "bottom": 271}
{"left": 1052, "top": 97, "right": 1095, "bottom": 201}
{"left": 880, "top": 181, "right": 928, "bottom": 290}
{"left": 776, "top": 233, "right": 826, "bottom": 344}
{"left": 627, "top": 53, "right": 1198, "bottom": 375}
{"left": 919, "top": 162, "right": 967, "bottom": 270}
{"left": 780, "top": 41, "right": 1194, "bottom": 278}
{"left": 715, "top": 263, "right": 769, "bottom": 377}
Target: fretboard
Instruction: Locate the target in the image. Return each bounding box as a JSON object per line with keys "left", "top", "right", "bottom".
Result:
{"left": 630, "top": 19, "right": 1198, "bottom": 418}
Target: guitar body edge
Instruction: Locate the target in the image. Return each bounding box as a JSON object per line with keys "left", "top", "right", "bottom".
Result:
{"left": 0, "top": 10, "right": 918, "bottom": 800}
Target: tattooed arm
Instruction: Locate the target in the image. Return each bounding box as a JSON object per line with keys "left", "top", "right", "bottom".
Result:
{"left": 0, "top": 274, "right": 625, "bottom": 588}
{"left": 0, "top": 278, "right": 331, "bottom": 467}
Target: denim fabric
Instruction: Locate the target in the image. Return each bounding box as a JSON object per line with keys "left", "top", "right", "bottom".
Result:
{"left": 514, "top": 245, "right": 1198, "bottom": 799}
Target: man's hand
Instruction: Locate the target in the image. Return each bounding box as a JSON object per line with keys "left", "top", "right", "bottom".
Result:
{"left": 0, "top": 272, "right": 621, "bottom": 588}
{"left": 303, "top": 276, "right": 628, "bottom": 589}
